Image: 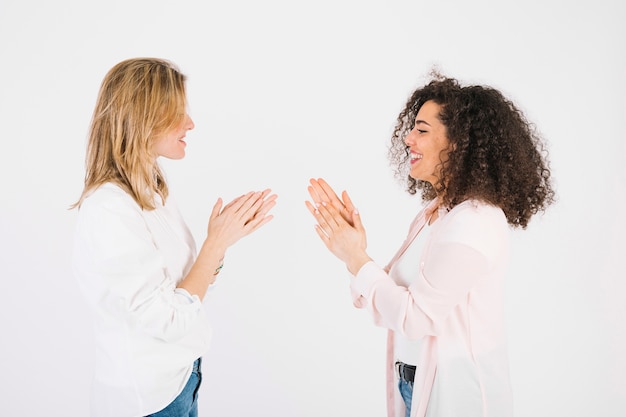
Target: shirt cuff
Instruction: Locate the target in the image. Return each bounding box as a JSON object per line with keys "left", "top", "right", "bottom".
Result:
{"left": 174, "top": 287, "right": 200, "bottom": 304}
{"left": 350, "top": 260, "right": 387, "bottom": 299}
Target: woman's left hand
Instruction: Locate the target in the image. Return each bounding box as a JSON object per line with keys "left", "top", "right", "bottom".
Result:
{"left": 305, "top": 179, "right": 372, "bottom": 275}
{"left": 307, "top": 178, "right": 356, "bottom": 226}
{"left": 206, "top": 189, "right": 277, "bottom": 251}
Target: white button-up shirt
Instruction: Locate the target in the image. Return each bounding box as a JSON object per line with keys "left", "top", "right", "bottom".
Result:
{"left": 73, "top": 183, "right": 212, "bottom": 417}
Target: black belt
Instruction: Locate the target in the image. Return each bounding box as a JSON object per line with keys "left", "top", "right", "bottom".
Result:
{"left": 395, "top": 361, "right": 416, "bottom": 383}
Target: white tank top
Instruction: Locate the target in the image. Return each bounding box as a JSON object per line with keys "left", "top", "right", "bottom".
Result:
{"left": 389, "top": 221, "right": 432, "bottom": 366}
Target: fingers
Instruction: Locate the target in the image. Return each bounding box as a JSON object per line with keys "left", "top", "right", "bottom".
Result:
{"left": 309, "top": 200, "right": 343, "bottom": 238}
{"left": 313, "top": 179, "right": 357, "bottom": 223}
{"left": 308, "top": 178, "right": 341, "bottom": 206}
{"left": 243, "top": 211, "right": 274, "bottom": 233}
{"left": 350, "top": 205, "right": 363, "bottom": 232}
{"left": 254, "top": 195, "right": 278, "bottom": 218}
{"left": 306, "top": 187, "right": 362, "bottom": 231}
{"left": 243, "top": 195, "right": 277, "bottom": 230}
{"left": 245, "top": 190, "right": 277, "bottom": 219}
{"left": 317, "top": 179, "right": 341, "bottom": 207}
{"left": 307, "top": 185, "right": 319, "bottom": 204}
{"left": 307, "top": 178, "right": 324, "bottom": 202}
{"left": 314, "top": 223, "right": 331, "bottom": 244}
{"left": 210, "top": 197, "right": 223, "bottom": 221}
{"left": 214, "top": 189, "right": 277, "bottom": 225}
{"left": 223, "top": 190, "right": 270, "bottom": 220}
{"left": 341, "top": 190, "right": 356, "bottom": 212}
{"left": 318, "top": 178, "right": 341, "bottom": 203}
{"left": 236, "top": 190, "right": 278, "bottom": 234}
{"left": 206, "top": 188, "right": 277, "bottom": 248}
{"left": 304, "top": 200, "right": 317, "bottom": 217}
{"left": 220, "top": 193, "right": 251, "bottom": 216}
{"left": 237, "top": 192, "right": 262, "bottom": 216}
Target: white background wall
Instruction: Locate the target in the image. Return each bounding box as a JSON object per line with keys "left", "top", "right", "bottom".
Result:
{"left": 1, "top": 0, "right": 624, "bottom": 416}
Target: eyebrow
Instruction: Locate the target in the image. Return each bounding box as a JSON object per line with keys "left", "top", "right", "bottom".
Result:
{"left": 415, "top": 119, "right": 431, "bottom": 126}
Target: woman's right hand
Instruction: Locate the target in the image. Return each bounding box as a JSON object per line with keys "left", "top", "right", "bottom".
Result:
{"left": 205, "top": 189, "right": 277, "bottom": 251}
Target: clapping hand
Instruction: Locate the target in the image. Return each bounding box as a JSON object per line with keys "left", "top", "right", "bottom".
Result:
{"left": 207, "top": 189, "right": 277, "bottom": 250}
{"left": 305, "top": 178, "right": 371, "bottom": 275}
{"left": 307, "top": 178, "right": 357, "bottom": 226}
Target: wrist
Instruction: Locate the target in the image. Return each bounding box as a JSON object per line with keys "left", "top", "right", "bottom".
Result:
{"left": 213, "top": 257, "right": 224, "bottom": 276}
{"left": 197, "top": 241, "right": 227, "bottom": 281}
{"left": 199, "top": 239, "right": 226, "bottom": 260}
{"left": 346, "top": 253, "right": 372, "bottom": 276}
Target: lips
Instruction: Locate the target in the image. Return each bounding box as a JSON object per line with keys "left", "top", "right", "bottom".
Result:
{"left": 410, "top": 151, "right": 422, "bottom": 164}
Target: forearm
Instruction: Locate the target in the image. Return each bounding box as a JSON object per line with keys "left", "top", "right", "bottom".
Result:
{"left": 351, "top": 262, "right": 429, "bottom": 338}
{"left": 352, "top": 242, "right": 489, "bottom": 339}
{"left": 177, "top": 240, "right": 227, "bottom": 300}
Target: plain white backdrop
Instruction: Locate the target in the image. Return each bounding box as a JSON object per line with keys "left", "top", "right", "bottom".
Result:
{"left": 1, "top": 0, "right": 624, "bottom": 416}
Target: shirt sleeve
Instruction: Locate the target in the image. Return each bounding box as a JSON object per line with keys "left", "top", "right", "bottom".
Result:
{"left": 73, "top": 186, "right": 206, "bottom": 343}
{"left": 350, "top": 203, "right": 506, "bottom": 340}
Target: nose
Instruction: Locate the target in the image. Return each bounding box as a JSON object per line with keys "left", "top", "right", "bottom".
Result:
{"left": 185, "top": 114, "right": 195, "bottom": 131}
{"left": 404, "top": 128, "right": 416, "bottom": 146}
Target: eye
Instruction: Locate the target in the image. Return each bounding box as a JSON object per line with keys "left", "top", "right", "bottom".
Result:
{"left": 417, "top": 129, "right": 427, "bottom": 134}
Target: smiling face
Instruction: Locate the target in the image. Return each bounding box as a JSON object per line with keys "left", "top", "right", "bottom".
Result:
{"left": 404, "top": 100, "right": 451, "bottom": 189}
{"left": 152, "top": 113, "right": 195, "bottom": 160}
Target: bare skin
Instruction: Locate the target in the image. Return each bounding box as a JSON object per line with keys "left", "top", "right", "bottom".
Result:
{"left": 178, "top": 189, "right": 277, "bottom": 300}
{"left": 305, "top": 102, "right": 450, "bottom": 276}
{"left": 305, "top": 178, "right": 371, "bottom": 275}
{"left": 153, "top": 108, "right": 278, "bottom": 300}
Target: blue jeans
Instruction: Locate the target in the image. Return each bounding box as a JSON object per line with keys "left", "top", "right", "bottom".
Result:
{"left": 146, "top": 358, "right": 202, "bottom": 417}
{"left": 398, "top": 378, "right": 413, "bottom": 417}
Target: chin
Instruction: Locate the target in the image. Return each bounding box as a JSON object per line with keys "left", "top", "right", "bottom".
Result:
{"left": 161, "top": 153, "right": 185, "bottom": 160}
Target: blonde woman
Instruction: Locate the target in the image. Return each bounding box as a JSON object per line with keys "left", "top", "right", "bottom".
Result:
{"left": 72, "top": 58, "right": 277, "bottom": 417}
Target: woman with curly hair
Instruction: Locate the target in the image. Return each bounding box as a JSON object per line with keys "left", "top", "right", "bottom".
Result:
{"left": 72, "top": 58, "right": 277, "bottom": 417}
{"left": 305, "top": 73, "right": 554, "bottom": 417}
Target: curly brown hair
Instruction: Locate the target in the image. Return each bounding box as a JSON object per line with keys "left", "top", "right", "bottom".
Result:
{"left": 388, "top": 73, "right": 555, "bottom": 228}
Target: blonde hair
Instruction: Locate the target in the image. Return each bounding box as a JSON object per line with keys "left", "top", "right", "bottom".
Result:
{"left": 72, "top": 58, "right": 187, "bottom": 210}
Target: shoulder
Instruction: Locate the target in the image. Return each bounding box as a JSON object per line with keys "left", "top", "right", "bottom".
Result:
{"left": 77, "top": 183, "right": 144, "bottom": 226}
{"left": 435, "top": 200, "right": 509, "bottom": 247}
{"left": 81, "top": 183, "right": 134, "bottom": 206}
{"left": 446, "top": 200, "right": 506, "bottom": 225}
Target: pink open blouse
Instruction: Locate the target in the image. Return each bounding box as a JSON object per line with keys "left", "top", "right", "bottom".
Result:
{"left": 351, "top": 199, "right": 514, "bottom": 417}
